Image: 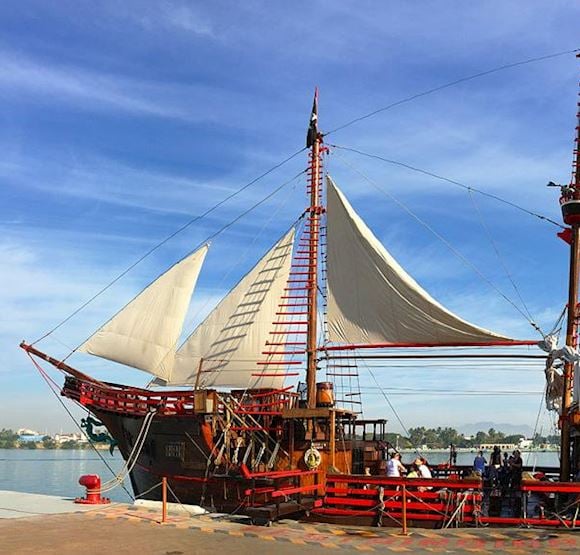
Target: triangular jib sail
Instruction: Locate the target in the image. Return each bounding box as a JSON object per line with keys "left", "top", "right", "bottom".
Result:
{"left": 325, "top": 176, "right": 516, "bottom": 346}
{"left": 78, "top": 245, "right": 208, "bottom": 380}
{"left": 171, "top": 229, "right": 295, "bottom": 389}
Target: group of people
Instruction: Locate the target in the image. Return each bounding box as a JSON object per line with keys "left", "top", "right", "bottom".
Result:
{"left": 386, "top": 452, "right": 432, "bottom": 480}
{"left": 473, "top": 446, "right": 523, "bottom": 489}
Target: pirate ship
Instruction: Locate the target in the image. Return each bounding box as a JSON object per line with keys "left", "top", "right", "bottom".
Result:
{"left": 21, "top": 69, "right": 580, "bottom": 527}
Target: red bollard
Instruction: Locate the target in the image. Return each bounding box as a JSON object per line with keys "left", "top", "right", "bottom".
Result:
{"left": 74, "top": 474, "right": 110, "bottom": 505}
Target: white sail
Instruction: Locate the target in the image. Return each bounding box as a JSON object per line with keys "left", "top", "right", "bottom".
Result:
{"left": 171, "top": 229, "right": 295, "bottom": 388}
{"left": 326, "top": 176, "right": 514, "bottom": 346}
{"left": 78, "top": 245, "right": 208, "bottom": 380}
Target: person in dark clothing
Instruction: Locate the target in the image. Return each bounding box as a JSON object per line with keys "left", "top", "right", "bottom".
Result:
{"left": 490, "top": 446, "right": 502, "bottom": 466}
{"left": 449, "top": 444, "right": 458, "bottom": 465}
{"left": 510, "top": 450, "right": 523, "bottom": 489}
{"left": 489, "top": 446, "right": 502, "bottom": 486}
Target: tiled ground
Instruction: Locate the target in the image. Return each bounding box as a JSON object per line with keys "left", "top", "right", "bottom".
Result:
{"left": 83, "top": 503, "right": 580, "bottom": 553}
{"left": 1, "top": 498, "right": 579, "bottom": 554}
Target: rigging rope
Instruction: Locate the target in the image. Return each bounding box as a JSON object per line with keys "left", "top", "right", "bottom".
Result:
{"left": 325, "top": 47, "right": 580, "bottom": 136}
{"left": 467, "top": 190, "right": 540, "bottom": 331}
{"left": 100, "top": 410, "right": 156, "bottom": 493}
{"left": 359, "top": 357, "right": 420, "bottom": 454}
{"left": 62, "top": 169, "right": 307, "bottom": 363}
{"left": 333, "top": 151, "right": 543, "bottom": 334}
{"left": 26, "top": 352, "right": 134, "bottom": 499}
{"left": 32, "top": 149, "right": 307, "bottom": 346}
{"left": 144, "top": 172, "right": 304, "bottom": 383}
{"left": 329, "top": 144, "right": 564, "bottom": 229}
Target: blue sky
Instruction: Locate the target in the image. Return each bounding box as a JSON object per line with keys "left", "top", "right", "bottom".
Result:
{"left": 1, "top": 1, "right": 579, "bottom": 435}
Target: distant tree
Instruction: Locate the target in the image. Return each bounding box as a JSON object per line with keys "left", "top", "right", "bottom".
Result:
{"left": 0, "top": 428, "right": 18, "bottom": 448}
{"left": 42, "top": 436, "right": 56, "bottom": 449}
{"left": 60, "top": 440, "right": 78, "bottom": 450}
{"left": 22, "top": 441, "right": 38, "bottom": 449}
{"left": 503, "top": 434, "right": 525, "bottom": 445}
{"left": 532, "top": 433, "right": 547, "bottom": 446}
{"left": 474, "top": 431, "right": 487, "bottom": 445}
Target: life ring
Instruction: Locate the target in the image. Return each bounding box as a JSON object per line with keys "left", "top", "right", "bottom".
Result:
{"left": 304, "top": 447, "right": 322, "bottom": 469}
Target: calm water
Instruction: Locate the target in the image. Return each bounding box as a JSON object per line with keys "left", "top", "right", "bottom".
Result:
{"left": 398, "top": 450, "right": 560, "bottom": 468}
{"left": 0, "top": 448, "right": 561, "bottom": 505}
{"left": 0, "top": 449, "right": 133, "bottom": 503}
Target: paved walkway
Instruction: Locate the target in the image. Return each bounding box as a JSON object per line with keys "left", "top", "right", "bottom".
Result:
{"left": 0, "top": 490, "right": 97, "bottom": 519}
{"left": 1, "top": 501, "right": 579, "bottom": 554}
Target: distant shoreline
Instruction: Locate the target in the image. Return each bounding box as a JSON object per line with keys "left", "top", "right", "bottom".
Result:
{"left": 0, "top": 444, "right": 110, "bottom": 450}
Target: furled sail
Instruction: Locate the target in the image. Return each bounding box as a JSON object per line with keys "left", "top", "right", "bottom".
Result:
{"left": 78, "top": 245, "right": 208, "bottom": 380}
{"left": 170, "top": 229, "right": 295, "bottom": 388}
{"left": 326, "top": 176, "right": 515, "bottom": 346}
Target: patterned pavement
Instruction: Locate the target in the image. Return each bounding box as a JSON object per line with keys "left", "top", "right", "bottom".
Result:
{"left": 82, "top": 503, "right": 580, "bottom": 553}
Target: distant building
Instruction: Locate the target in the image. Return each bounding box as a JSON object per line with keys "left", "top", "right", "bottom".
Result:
{"left": 54, "top": 433, "right": 87, "bottom": 444}
{"left": 18, "top": 434, "right": 45, "bottom": 443}
{"left": 17, "top": 428, "right": 39, "bottom": 436}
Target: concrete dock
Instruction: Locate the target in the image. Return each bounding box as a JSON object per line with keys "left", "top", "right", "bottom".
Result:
{"left": 1, "top": 490, "right": 579, "bottom": 554}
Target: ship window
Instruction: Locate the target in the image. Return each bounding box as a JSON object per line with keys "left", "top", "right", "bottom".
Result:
{"left": 165, "top": 442, "right": 185, "bottom": 460}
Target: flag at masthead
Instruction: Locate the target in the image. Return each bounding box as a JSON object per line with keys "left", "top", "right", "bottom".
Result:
{"left": 306, "top": 88, "right": 318, "bottom": 147}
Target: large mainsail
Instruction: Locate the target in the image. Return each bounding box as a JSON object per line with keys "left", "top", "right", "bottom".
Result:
{"left": 171, "top": 229, "right": 295, "bottom": 388}
{"left": 326, "top": 176, "right": 515, "bottom": 346}
{"left": 78, "top": 245, "right": 208, "bottom": 381}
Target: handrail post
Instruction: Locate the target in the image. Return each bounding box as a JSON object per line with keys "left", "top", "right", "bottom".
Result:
{"left": 162, "top": 477, "right": 167, "bottom": 524}
{"left": 400, "top": 484, "right": 409, "bottom": 536}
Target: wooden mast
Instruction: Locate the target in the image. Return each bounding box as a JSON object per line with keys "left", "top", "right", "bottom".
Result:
{"left": 559, "top": 58, "right": 580, "bottom": 481}
{"left": 306, "top": 88, "right": 322, "bottom": 409}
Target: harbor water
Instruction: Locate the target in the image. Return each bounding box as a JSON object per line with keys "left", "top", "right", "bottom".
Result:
{"left": 0, "top": 448, "right": 132, "bottom": 503}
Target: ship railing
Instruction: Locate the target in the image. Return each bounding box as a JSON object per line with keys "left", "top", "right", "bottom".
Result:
{"left": 63, "top": 376, "right": 200, "bottom": 416}
{"left": 231, "top": 387, "right": 299, "bottom": 416}
{"left": 319, "top": 474, "right": 483, "bottom": 525}
{"left": 320, "top": 474, "right": 580, "bottom": 528}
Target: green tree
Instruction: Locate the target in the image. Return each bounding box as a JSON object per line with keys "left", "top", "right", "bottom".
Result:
{"left": 0, "top": 428, "right": 19, "bottom": 448}
{"left": 60, "top": 440, "right": 78, "bottom": 449}
{"left": 22, "top": 441, "right": 38, "bottom": 449}
{"left": 42, "top": 436, "right": 56, "bottom": 449}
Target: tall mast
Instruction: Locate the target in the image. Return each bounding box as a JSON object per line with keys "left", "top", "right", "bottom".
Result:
{"left": 558, "top": 59, "right": 580, "bottom": 481}
{"left": 306, "top": 89, "right": 323, "bottom": 408}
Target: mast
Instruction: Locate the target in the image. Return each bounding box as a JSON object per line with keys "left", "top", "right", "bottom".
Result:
{"left": 306, "top": 89, "right": 323, "bottom": 408}
{"left": 558, "top": 59, "right": 580, "bottom": 481}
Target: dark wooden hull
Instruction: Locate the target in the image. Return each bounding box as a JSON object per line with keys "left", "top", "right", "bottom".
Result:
{"left": 93, "top": 408, "right": 249, "bottom": 511}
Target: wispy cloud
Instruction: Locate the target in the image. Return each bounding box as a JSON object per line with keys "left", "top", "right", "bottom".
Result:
{"left": 109, "top": 2, "right": 216, "bottom": 38}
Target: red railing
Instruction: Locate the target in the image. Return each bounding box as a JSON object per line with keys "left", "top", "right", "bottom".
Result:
{"left": 63, "top": 377, "right": 200, "bottom": 416}
{"left": 318, "top": 474, "right": 580, "bottom": 529}
{"left": 318, "top": 475, "right": 483, "bottom": 525}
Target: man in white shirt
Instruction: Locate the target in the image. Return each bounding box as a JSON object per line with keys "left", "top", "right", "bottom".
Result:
{"left": 386, "top": 452, "right": 406, "bottom": 477}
